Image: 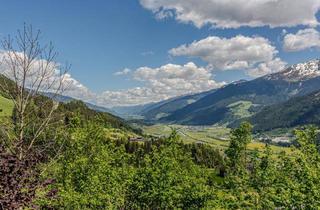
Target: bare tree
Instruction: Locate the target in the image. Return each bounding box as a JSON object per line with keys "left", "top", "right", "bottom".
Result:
{"left": 0, "top": 24, "right": 70, "bottom": 159}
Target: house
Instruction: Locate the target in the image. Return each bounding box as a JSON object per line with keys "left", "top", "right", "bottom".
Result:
{"left": 128, "top": 137, "right": 144, "bottom": 142}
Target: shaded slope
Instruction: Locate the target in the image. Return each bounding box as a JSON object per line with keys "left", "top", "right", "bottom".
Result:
{"left": 248, "top": 90, "right": 320, "bottom": 131}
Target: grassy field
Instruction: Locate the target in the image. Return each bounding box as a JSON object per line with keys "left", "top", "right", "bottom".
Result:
{"left": 143, "top": 124, "right": 292, "bottom": 154}
{"left": 227, "top": 100, "right": 253, "bottom": 118}
{"left": 0, "top": 95, "right": 13, "bottom": 117}
{"left": 262, "top": 127, "right": 295, "bottom": 137}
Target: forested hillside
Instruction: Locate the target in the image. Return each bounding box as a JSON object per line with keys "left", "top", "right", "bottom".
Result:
{"left": 2, "top": 64, "right": 320, "bottom": 208}
{"left": 248, "top": 90, "right": 320, "bottom": 131}
{"left": 3, "top": 109, "right": 320, "bottom": 209}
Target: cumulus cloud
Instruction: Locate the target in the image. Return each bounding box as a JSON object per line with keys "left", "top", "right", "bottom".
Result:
{"left": 283, "top": 28, "right": 320, "bottom": 52}
{"left": 114, "top": 68, "right": 132, "bottom": 76}
{"left": 62, "top": 74, "right": 96, "bottom": 103}
{"left": 139, "top": 0, "right": 320, "bottom": 28}
{"left": 169, "top": 35, "right": 286, "bottom": 77}
{"left": 247, "top": 58, "right": 287, "bottom": 77}
{"left": 133, "top": 62, "right": 222, "bottom": 93}
{"left": 98, "top": 87, "right": 162, "bottom": 107}
{"left": 98, "top": 62, "right": 225, "bottom": 107}
{"left": 0, "top": 50, "right": 96, "bottom": 104}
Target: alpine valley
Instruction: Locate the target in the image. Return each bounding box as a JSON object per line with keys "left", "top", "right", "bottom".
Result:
{"left": 112, "top": 59, "right": 320, "bottom": 131}
{"left": 3, "top": 2, "right": 320, "bottom": 207}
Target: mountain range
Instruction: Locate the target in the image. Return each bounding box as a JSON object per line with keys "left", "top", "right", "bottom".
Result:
{"left": 112, "top": 59, "right": 320, "bottom": 130}
{"left": 50, "top": 59, "right": 320, "bottom": 132}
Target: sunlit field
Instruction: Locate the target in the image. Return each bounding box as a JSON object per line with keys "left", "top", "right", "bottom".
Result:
{"left": 143, "top": 124, "right": 292, "bottom": 154}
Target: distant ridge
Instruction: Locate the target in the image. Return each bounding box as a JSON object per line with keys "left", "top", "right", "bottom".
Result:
{"left": 42, "top": 92, "right": 117, "bottom": 115}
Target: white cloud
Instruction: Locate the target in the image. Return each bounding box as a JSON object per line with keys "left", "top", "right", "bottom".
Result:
{"left": 98, "top": 62, "right": 225, "bottom": 107}
{"left": 139, "top": 0, "right": 320, "bottom": 28}
{"left": 283, "top": 28, "right": 320, "bottom": 52}
{"left": 169, "top": 35, "right": 286, "bottom": 77}
{"left": 114, "top": 68, "right": 132, "bottom": 76}
{"left": 98, "top": 87, "right": 162, "bottom": 107}
{"left": 62, "top": 74, "right": 96, "bottom": 102}
{"left": 0, "top": 50, "right": 96, "bottom": 104}
{"left": 247, "top": 58, "right": 287, "bottom": 77}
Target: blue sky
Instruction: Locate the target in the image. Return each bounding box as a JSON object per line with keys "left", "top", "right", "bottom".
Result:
{"left": 0, "top": 0, "right": 320, "bottom": 106}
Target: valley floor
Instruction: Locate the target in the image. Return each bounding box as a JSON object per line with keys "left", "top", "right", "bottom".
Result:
{"left": 143, "top": 124, "right": 292, "bottom": 154}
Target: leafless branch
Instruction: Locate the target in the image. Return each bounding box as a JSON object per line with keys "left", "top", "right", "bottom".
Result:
{"left": 0, "top": 24, "right": 70, "bottom": 159}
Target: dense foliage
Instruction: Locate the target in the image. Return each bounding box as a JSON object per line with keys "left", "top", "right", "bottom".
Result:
{"left": 1, "top": 96, "right": 320, "bottom": 209}
{"left": 32, "top": 118, "right": 320, "bottom": 209}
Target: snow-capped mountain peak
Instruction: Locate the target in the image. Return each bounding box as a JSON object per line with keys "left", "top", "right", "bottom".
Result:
{"left": 266, "top": 59, "right": 320, "bottom": 81}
